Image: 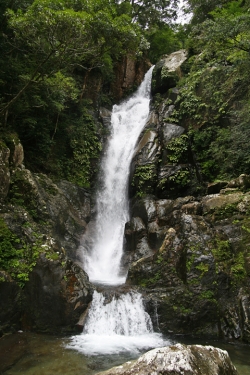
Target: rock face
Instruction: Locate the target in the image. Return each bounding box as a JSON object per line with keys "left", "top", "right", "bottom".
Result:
{"left": 130, "top": 51, "right": 198, "bottom": 200}
{"left": 22, "top": 258, "right": 93, "bottom": 333}
{"left": 0, "top": 136, "right": 94, "bottom": 334}
{"left": 97, "top": 344, "right": 238, "bottom": 375}
{"left": 126, "top": 50, "right": 250, "bottom": 342}
{"left": 0, "top": 259, "right": 93, "bottom": 334}
{"left": 126, "top": 189, "right": 250, "bottom": 341}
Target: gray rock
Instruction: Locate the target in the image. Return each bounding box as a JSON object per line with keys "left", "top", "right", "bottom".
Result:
{"left": 97, "top": 344, "right": 238, "bottom": 375}
{"left": 152, "top": 50, "right": 188, "bottom": 94}
{"left": 161, "top": 123, "right": 185, "bottom": 145}
{"left": 23, "top": 257, "right": 93, "bottom": 333}
{"left": 0, "top": 144, "right": 10, "bottom": 200}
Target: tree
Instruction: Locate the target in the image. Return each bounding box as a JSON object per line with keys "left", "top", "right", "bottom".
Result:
{"left": 186, "top": 0, "right": 232, "bottom": 24}
{"left": 129, "top": 0, "right": 178, "bottom": 29}
{"left": 0, "top": 0, "right": 141, "bottom": 122}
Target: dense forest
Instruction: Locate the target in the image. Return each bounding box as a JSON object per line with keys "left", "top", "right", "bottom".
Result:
{"left": 1, "top": 0, "right": 249, "bottom": 185}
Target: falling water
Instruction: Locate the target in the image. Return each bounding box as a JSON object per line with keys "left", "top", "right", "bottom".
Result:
{"left": 82, "top": 67, "right": 154, "bottom": 285}
{"left": 67, "top": 67, "right": 169, "bottom": 355}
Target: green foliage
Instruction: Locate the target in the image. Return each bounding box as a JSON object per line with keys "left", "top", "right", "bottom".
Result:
{"left": 147, "top": 24, "right": 182, "bottom": 63}
{"left": 132, "top": 164, "right": 157, "bottom": 197}
{"left": 168, "top": 169, "right": 191, "bottom": 188}
{"left": 172, "top": 0, "right": 250, "bottom": 182}
{"left": 137, "top": 271, "right": 162, "bottom": 287}
{"left": 127, "top": 0, "right": 178, "bottom": 29}
{"left": 0, "top": 0, "right": 144, "bottom": 182}
{"left": 213, "top": 203, "right": 239, "bottom": 219}
{"left": 0, "top": 218, "right": 41, "bottom": 286}
{"left": 230, "top": 252, "right": 246, "bottom": 283}
{"left": 199, "top": 290, "right": 215, "bottom": 301}
{"left": 67, "top": 108, "right": 102, "bottom": 187}
{"left": 212, "top": 239, "right": 231, "bottom": 261}
{"left": 195, "top": 262, "right": 209, "bottom": 277}
{"left": 166, "top": 134, "right": 189, "bottom": 163}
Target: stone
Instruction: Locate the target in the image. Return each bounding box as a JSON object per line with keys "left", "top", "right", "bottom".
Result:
{"left": 227, "top": 174, "right": 250, "bottom": 190}
{"left": 152, "top": 50, "right": 188, "bottom": 94}
{"left": 11, "top": 141, "right": 24, "bottom": 168}
{"left": 201, "top": 193, "right": 243, "bottom": 214}
{"left": 207, "top": 181, "right": 228, "bottom": 194}
{"left": 96, "top": 344, "right": 238, "bottom": 375}
{"left": 0, "top": 143, "right": 10, "bottom": 200}
{"left": 99, "top": 107, "right": 112, "bottom": 129}
{"left": 161, "top": 123, "right": 185, "bottom": 145}
{"left": 22, "top": 257, "right": 93, "bottom": 333}
{"left": 0, "top": 271, "right": 22, "bottom": 334}
{"left": 238, "top": 289, "right": 250, "bottom": 342}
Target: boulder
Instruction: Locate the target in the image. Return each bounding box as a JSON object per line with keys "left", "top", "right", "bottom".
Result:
{"left": 152, "top": 50, "right": 188, "bottom": 94}
{"left": 97, "top": 344, "right": 238, "bottom": 375}
{"left": 227, "top": 174, "right": 250, "bottom": 190}
{"left": 0, "top": 256, "right": 93, "bottom": 335}
{"left": 22, "top": 257, "right": 93, "bottom": 333}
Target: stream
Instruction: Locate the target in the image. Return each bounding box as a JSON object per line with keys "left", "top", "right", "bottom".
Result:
{"left": 1, "top": 332, "right": 250, "bottom": 375}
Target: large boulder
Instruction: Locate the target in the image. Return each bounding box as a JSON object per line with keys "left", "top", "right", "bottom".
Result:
{"left": 97, "top": 344, "right": 238, "bottom": 375}
{"left": 152, "top": 50, "right": 188, "bottom": 95}
{"left": 22, "top": 257, "right": 93, "bottom": 333}
{"left": 0, "top": 258, "right": 93, "bottom": 335}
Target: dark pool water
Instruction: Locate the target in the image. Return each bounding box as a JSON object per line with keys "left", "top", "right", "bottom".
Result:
{"left": 0, "top": 332, "right": 249, "bottom": 375}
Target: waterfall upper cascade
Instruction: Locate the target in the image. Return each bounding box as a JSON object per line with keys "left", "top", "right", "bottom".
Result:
{"left": 67, "top": 67, "right": 169, "bottom": 355}
{"left": 82, "top": 66, "right": 154, "bottom": 285}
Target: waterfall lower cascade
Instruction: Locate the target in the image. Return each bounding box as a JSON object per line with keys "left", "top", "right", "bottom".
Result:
{"left": 66, "top": 67, "right": 169, "bottom": 355}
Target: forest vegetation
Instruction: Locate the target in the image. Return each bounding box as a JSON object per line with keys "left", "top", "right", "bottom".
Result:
{"left": 1, "top": 0, "right": 249, "bottom": 186}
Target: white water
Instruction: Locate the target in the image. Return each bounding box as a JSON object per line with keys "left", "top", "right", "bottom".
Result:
{"left": 67, "top": 67, "right": 170, "bottom": 355}
{"left": 82, "top": 67, "right": 154, "bottom": 285}
{"left": 66, "top": 290, "right": 167, "bottom": 355}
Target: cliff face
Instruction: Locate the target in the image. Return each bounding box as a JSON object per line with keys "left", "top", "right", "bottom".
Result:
{"left": 0, "top": 139, "right": 94, "bottom": 334}
{"left": 125, "top": 50, "right": 250, "bottom": 342}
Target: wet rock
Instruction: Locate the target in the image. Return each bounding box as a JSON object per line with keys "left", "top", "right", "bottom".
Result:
{"left": 127, "top": 187, "right": 250, "bottom": 340}
{"left": 99, "top": 107, "right": 112, "bottom": 129}
{"left": 238, "top": 289, "right": 250, "bottom": 342}
{"left": 10, "top": 140, "right": 24, "bottom": 168}
{"left": 0, "top": 272, "right": 22, "bottom": 334}
{"left": 23, "top": 257, "right": 93, "bottom": 333}
{"left": 8, "top": 169, "right": 90, "bottom": 259}
{"left": 134, "top": 130, "right": 159, "bottom": 165}
{"left": 0, "top": 333, "right": 28, "bottom": 373}
{"left": 97, "top": 344, "right": 238, "bottom": 375}
{"left": 125, "top": 217, "right": 148, "bottom": 257}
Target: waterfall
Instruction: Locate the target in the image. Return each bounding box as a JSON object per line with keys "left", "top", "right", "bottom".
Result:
{"left": 66, "top": 290, "right": 167, "bottom": 355}
{"left": 66, "top": 67, "right": 169, "bottom": 355}
{"left": 82, "top": 67, "right": 154, "bottom": 285}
